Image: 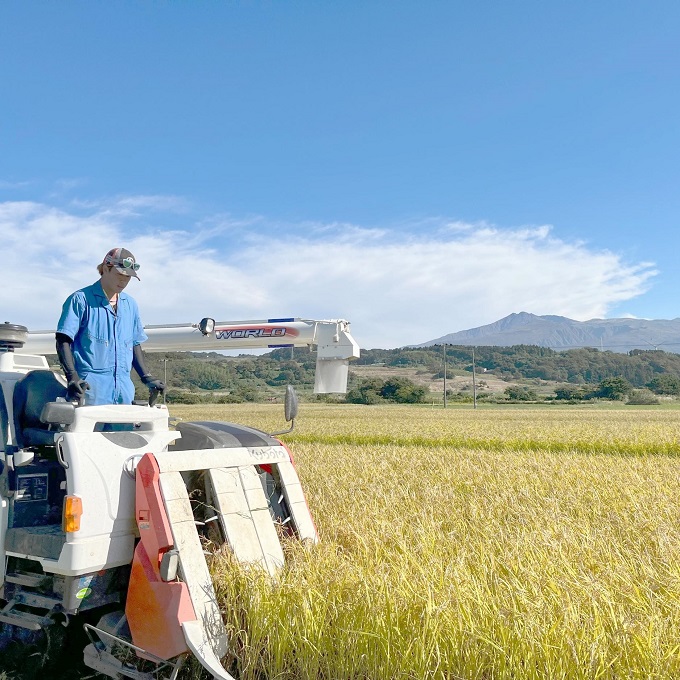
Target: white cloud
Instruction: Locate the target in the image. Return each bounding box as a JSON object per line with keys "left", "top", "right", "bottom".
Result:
{"left": 0, "top": 179, "right": 33, "bottom": 190}
{"left": 0, "top": 199, "right": 657, "bottom": 349}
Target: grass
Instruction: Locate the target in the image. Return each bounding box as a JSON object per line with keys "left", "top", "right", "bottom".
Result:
{"left": 169, "top": 403, "right": 680, "bottom": 679}
{"left": 172, "top": 401, "right": 680, "bottom": 455}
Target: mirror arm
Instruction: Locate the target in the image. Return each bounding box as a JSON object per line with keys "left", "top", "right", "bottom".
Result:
{"left": 269, "top": 418, "right": 295, "bottom": 437}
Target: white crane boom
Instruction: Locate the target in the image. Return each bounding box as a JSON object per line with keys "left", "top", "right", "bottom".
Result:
{"left": 21, "top": 317, "right": 360, "bottom": 394}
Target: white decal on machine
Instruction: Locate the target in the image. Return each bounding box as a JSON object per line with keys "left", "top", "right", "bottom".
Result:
{"left": 246, "top": 447, "right": 288, "bottom": 462}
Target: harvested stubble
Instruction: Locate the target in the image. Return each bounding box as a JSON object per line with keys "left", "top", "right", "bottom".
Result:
{"left": 173, "top": 404, "right": 680, "bottom": 679}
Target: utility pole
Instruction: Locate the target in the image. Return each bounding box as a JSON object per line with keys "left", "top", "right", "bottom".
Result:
{"left": 443, "top": 343, "right": 447, "bottom": 408}
{"left": 472, "top": 346, "right": 477, "bottom": 410}
{"left": 163, "top": 358, "right": 168, "bottom": 404}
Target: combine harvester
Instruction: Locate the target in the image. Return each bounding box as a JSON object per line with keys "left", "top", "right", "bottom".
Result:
{"left": 0, "top": 317, "right": 359, "bottom": 679}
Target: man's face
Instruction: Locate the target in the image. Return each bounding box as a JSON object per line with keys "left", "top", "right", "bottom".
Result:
{"left": 101, "top": 265, "right": 133, "bottom": 296}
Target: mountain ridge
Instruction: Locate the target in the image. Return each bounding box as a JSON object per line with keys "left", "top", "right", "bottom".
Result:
{"left": 415, "top": 312, "right": 680, "bottom": 354}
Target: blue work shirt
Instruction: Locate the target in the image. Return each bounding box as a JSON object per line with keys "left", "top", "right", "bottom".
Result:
{"left": 57, "top": 281, "right": 148, "bottom": 405}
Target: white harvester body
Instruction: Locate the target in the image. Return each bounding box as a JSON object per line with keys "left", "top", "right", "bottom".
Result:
{"left": 0, "top": 317, "right": 357, "bottom": 679}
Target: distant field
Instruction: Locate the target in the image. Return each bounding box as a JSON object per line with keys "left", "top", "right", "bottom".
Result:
{"left": 171, "top": 403, "right": 680, "bottom": 679}
{"left": 349, "top": 363, "right": 515, "bottom": 395}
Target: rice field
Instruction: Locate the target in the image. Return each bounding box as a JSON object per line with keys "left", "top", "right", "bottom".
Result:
{"left": 169, "top": 403, "right": 680, "bottom": 679}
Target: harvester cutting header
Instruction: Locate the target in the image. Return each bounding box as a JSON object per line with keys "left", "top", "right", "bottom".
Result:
{"left": 0, "top": 315, "right": 359, "bottom": 679}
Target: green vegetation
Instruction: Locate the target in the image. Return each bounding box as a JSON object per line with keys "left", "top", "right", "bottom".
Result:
{"left": 346, "top": 376, "right": 427, "bottom": 404}
{"left": 359, "top": 344, "right": 680, "bottom": 386}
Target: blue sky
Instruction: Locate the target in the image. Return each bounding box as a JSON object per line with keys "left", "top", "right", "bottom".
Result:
{"left": 1, "top": 1, "right": 678, "bottom": 349}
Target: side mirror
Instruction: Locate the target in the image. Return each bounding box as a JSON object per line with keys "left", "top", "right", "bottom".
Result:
{"left": 284, "top": 385, "right": 299, "bottom": 422}
{"left": 269, "top": 386, "right": 299, "bottom": 437}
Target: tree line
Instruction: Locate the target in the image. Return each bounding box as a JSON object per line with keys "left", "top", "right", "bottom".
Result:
{"left": 100, "top": 343, "right": 680, "bottom": 403}
{"left": 357, "top": 345, "right": 680, "bottom": 389}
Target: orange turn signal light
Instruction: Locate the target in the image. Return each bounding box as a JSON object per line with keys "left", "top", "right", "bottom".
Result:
{"left": 63, "top": 495, "right": 83, "bottom": 533}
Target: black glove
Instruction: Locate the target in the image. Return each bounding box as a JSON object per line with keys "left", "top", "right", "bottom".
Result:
{"left": 142, "top": 375, "right": 165, "bottom": 406}
{"left": 67, "top": 378, "right": 90, "bottom": 403}
{"left": 142, "top": 375, "right": 166, "bottom": 393}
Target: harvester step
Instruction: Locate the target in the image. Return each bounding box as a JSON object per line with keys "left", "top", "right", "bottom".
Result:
{"left": 0, "top": 606, "right": 51, "bottom": 631}
{"left": 14, "top": 590, "right": 61, "bottom": 611}
{"left": 4, "top": 571, "right": 50, "bottom": 587}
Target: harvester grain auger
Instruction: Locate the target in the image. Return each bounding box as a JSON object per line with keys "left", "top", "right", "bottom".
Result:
{"left": 0, "top": 318, "right": 359, "bottom": 679}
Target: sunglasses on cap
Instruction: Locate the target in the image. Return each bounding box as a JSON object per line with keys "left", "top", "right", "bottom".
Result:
{"left": 108, "top": 257, "right": 140, "bottom": 271}
{"left": 119, "top": 257, "right": 140, "bottom": 271}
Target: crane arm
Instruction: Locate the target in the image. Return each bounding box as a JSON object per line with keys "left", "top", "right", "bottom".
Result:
{"left": 23, "top": 317, "right": 360, "bottom": 393}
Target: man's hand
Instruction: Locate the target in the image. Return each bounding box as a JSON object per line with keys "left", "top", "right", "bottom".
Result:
{"left": 142, "top": 375, "right": 166, "bottom": 405}
{"left": 142, "top": 375, "right": 166, "bottom": 393}
{"left": 67, "top": 378, "right": 90, "bottom": 403}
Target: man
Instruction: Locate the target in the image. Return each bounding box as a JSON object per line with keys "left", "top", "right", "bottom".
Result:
{"left": 56, "top": 247, "right": 165, "bottom": 405}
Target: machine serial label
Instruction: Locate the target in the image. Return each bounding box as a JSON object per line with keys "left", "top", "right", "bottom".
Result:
{"left": 15, "top": 473, "right": 48, "bottom": 502}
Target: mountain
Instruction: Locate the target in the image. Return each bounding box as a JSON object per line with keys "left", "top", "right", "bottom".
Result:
{"left": 416, "top": 312, "right": 680, "bottom": 354}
